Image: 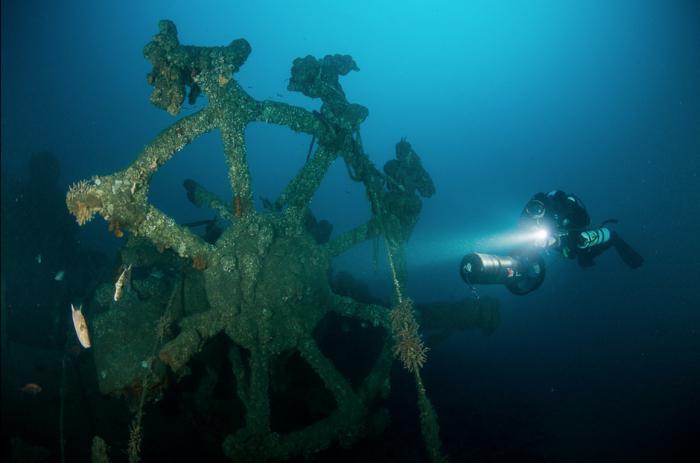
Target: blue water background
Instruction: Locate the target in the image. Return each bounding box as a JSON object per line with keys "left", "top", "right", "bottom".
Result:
{"left": 2, "top": 0, "right": 699, "bottom": 460}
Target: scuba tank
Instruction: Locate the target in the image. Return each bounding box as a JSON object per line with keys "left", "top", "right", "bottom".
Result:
{"left": 576, "top": 227, "right": 611, "bottom": 249}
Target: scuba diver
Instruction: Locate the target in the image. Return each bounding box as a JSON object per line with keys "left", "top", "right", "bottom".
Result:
{"left": 461, "top": 190, "right": 644, "bottom": 295}
{"left": 520, "top": 190, "right": 644, "bottom": 268}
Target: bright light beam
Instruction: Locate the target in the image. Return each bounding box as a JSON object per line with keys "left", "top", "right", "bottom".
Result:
{"left": 406, "top": 226, "right": 550, "bottom": 270}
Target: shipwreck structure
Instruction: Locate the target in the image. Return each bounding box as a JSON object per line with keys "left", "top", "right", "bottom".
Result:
{"left": 67, "top": 21, "right": 498, "bottom": 462}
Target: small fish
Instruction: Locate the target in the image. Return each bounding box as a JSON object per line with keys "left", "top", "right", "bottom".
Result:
{"left": 54, "top": 270, "right": 65, "bottom": 281}
{"left": 71, "top": 303, "right": 91, "bottom": 348}
{"left": 114, "top": 264, "right": 132, "bottom": 302}
{"left": 20, "top": 383, "right": 42, "bottom": 395}
{"left": 35, "top": 254, "right": 42, "bottom": 264}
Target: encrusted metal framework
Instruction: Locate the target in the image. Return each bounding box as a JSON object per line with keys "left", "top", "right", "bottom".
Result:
{"left": 67, "top": 20, "right": 444, "bottom": 461}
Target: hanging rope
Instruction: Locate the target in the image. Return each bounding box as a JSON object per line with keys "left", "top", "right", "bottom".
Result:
{"left": 366, "top": 188, "right": 448, "bottom": 463}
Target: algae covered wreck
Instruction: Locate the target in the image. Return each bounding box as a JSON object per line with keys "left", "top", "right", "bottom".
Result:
{"left": 66, "top": 21, "right": 498, "bottom": 462}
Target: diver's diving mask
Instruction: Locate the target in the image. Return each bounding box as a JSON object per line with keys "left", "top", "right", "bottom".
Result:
{"left": 524, "top": 199, "right": 545, "bottom": 221}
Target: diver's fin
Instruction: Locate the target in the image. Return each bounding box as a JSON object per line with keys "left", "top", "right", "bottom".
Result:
{"left": 612, "top": 234, "right": 644, "bottom": 268}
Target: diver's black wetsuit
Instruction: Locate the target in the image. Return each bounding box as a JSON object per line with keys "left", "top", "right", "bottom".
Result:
{"left": 521, "top": 190, "right": 643, "bottom": 268}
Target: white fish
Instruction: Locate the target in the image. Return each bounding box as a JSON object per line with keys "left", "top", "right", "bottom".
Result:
{"left": 71, "top": 303, "right": 91, "bottom": 348}
{"left": 36, "top": 254, "right": 42, "bottom": 264}
{"left": 114, "top": 264, "right": 132, "bottom": 302}
{"left": 54, "top": 270, "right": 65, "bottom": 281}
